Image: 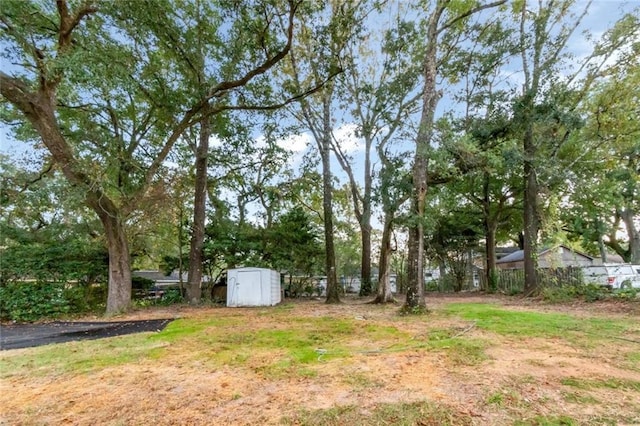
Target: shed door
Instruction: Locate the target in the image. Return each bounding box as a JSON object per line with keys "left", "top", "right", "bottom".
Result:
{"left": 237, "top": 270, "right": 262, "bottom": 305}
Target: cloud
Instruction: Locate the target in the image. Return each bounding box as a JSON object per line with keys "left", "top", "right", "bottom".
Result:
{"left": 333, "top": 123, "right": 364, "bottom": 154}
{"left": 208, "top": 134, "right": 223, "bottom": 147}
{"left": 277, "top": 133, "right": 312, "bottom": 153}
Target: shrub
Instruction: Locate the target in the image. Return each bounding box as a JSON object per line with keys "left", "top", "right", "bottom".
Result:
{"left": 540, "top": 283, "right": 608, "bottom": 303}
{"left": 582, "top": 283, "right": 607, "bottom": 302}
{"left": 540, "top": 286, "right": 574, "bottom": 303}
{"left": 1, "top": 282, "right": 78, "bottom": 322}
{"left": 613, "top": 287, "right": 639, "bottom": 300}
{"left": 158, "top": 288, "right": 183, "bottom": 305}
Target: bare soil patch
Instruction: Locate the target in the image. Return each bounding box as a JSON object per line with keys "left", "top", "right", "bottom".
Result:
{"left": 1, "top": 294, "right": 639, "bottom": 425}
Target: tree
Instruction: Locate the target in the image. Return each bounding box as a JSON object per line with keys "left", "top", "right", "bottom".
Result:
{"left": 567, "top": 37, "right": 640, "bottom": 262}
{"left": 509, "top": 1, "right": 639, "bottom": 293}
{"left": 115, "top": 0, "right": 327, "bottom": 304}
{"left": 425, "top": 187, "right": 483, "bottom": 292}
{"left": 460, "top": 113, "right": 522, "bottom": 290}
{"left": 375, "top": 146, "right": 412, "bottom": 303}
{"left": 512, "top": 0, "right": 584, "bottom": 294}
{"left": 1, "top": 1, "right": 141, "bottom": 313}
{"left": 404, "top": 0, "right": 506, "bottom": 311}
{"left": 441, "top": 18, "right": 522, "bottom": 289}
{"left": 286, "top": 2, "right": 366, "bottom": 304}
{"left": 335, "top": 5, "right": 422, "bottom": 298}
{"left": 1, "top": 0, "right": 322, "bottom": 311}
{"left": 267, "top": 207, "right": 323, "bottom": 281}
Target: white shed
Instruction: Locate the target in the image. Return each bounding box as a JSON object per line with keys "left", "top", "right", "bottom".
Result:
{"left": 226, "top": 267, "right": 282, "bottom": 307}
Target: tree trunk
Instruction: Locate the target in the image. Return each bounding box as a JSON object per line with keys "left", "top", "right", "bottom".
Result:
{"left": 405, "top": 165, "right": 426, "bottom": 308}
{"left": 359, "top": 217, "right": 372, "bottom": 296}
{"left": 319, "top": 100, "right": 340, "bottom": 304}
{"left": 359, "top": 141, "right": 373, "bottom": 296}
{"left": 373, "top": 217, "right": 396, "bottom": 304}
{"left": 103, "top": 216, "right": 133, "bottom": 314}
{"left": 404, "top": 6, "right": 442, "bottom": 310}
{"left": 595, "top": 219, "right": 608, "bottom": 263}
{"left": 0, "top": 77, "right": 135, "bottom": 314}
{"left": 186, "top": 111, "right": 211, "bottom": 304}
{"left": 178, "top": 206, "right": 185, "bottom": 295}
{"left": 485, "top": 219, "right": 498, "bottom": 291}
{"left": 621, "top": 208, "right": 640, "bottom": 264}
{"left": 523, "top": 124, "right": 539, "bottom": 295}
{"left": 467, "top": 247, "right": 474, "bottom": 290}
{"left": 321, "top": 141, "right": 340, "bottom": 303}
{"left": 87, "top": 195, "right": 132, "bottom": 314}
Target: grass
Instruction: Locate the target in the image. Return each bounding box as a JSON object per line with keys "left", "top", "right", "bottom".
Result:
{"left": 561, "top": 391, "right": 599, "bottom": 404}
{"left": 513, "top": 416, "right": 578, "bottom": 426}
{"left": 3, "top": 299, "right": 640, "bottom": 425}
{"left": 341, "top": 371, "right": 382, "bottom": 391}
{"left": 0, "top": 333, "right": 169, "bottom": 377}
{"left": 0, "top": 313, "right": 407, "bottom": 380}
{"left": 561, "top": 377, "right": 640, "bottom": 392}
{"left": 625, "top": 351, "right": 640, "bottom": 371}
{"left": 442, "top": 303, "right": 632, "bottom": 344}
{"left": 283, "top": 401, "right": 471, "bottom": 426}
{"left": 484, "top": 388, "right": 528, "bottom": 409}
{"left": 424, "top": 335, "right": 488, "bottom": 365}
{"left": 5, "top": 302, "right": 632, "bottom": 380}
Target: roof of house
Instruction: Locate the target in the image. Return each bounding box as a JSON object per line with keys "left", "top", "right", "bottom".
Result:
{"left": 496, "top": 250, "right": 526, "bottom": 263}
{"left": 496, "top": 245, "right": 594, "bottom": 264}
{"left": 495, "top": 247, "right": 520, "bottom": 259}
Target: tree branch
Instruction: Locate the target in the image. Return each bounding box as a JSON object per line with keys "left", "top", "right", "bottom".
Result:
{"left": 18, "top": 161, "right": 56, "bottom": 193}
{"left": 0, "top": 72, "right": 37, "bottom": 114}
{"left": 205, "top": 0, "right": 301, "bottom": 100}
{"left": 209, "top": 68, "right": 342, "bottom": 114}
{"left": 437, "top": 0, "right": 507, "bottom": 36}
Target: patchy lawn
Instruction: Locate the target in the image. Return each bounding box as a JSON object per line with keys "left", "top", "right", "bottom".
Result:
{"left": 1, "top": 294, "right": 639, "bottom": 425}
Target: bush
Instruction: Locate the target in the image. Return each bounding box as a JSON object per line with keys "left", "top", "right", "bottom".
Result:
{"left": 540, "top": 283, "right": 608, "bottom": 303}
{"left": 613, "top": 287, "right": 639, "bottom": 300}
{"left": 0, "top": 281, "right": 96, "bottom": 322}
{"left": 158, "top": 288, "right": 183, "bottom": 305}
{"left": 582, "top": 283, "right": 608, "bottom": 302}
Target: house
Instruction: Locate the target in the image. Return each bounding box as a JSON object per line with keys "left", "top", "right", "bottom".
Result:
{"left": 496, "top": 245, "right": 594, "bottom": 270}
{"left": 496, "top": 246, "right": 520, "bottom": 260}
{"left": 592, "top": 252, "right": 625, "bottom": 265}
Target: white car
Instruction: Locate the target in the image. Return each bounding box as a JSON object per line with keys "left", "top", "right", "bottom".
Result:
{"left": 581, "top": 264, "right": 640, "bottom": 289}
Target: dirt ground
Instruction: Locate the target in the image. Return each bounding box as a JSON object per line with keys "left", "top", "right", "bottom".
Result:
{"left": 1, "top": 294, "right": 639, "bottom": 425}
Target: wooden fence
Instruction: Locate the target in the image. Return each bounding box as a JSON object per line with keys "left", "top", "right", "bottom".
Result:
{"left": 477, "top": 267, "right": 584, "bottom": 294}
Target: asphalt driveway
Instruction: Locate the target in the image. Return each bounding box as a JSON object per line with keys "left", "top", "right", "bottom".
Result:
{"left": 0, "top": 319, "right": 174, "bottom": 350}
